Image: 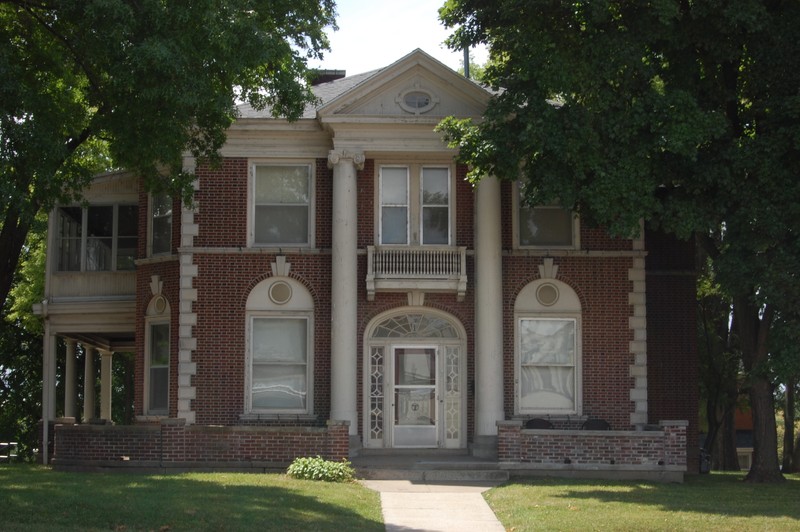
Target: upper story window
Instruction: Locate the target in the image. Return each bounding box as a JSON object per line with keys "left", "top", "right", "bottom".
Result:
{"left": 56, "top": 204, "right": 138, "bottom": 272}
{"left": 515, "top": 182, "right": 579, "bottom": 249}
{"left": 379, "top": 165, "right": 452, "bottom": 246}
{"left": 251, "top": 163, "right": 313, "bottom": 247}
{"left": 149, "top": 194, "right": 172, "bottom": 256}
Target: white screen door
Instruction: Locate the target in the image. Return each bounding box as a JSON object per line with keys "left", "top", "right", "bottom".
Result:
{"left": 392, "top": 347, "right": 437, "bottom": 447}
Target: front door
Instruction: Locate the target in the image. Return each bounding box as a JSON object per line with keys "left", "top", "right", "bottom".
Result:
{"left": 391, "top": 346, "right": 438, "bottom": 447}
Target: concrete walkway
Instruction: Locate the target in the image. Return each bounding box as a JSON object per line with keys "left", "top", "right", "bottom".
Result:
{"left": 360, "top": 480, "right": 506, "bottom": 532}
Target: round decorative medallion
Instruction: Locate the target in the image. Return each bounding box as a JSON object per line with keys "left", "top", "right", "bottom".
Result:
{"left": 268, "top": 280, "right": 293, "bottom": 305}
{"left": 154, "top": 295, "right": 167, "bottom": 314}
{"left": 536, "top": 283, "right": 560, "bottom": 307}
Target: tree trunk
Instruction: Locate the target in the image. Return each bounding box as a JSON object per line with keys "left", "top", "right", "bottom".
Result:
{"left": 0, "top": 206, "right": 33, "bottom": 310}
{"left": 719, "top": 404, "right": 740, "bottom": 470}
{"left": 735, "top": 298, "right": 784, "bottom": 482}
{"left": 783, "top": 378, "right": 796, "bottom": 473}
{"left": 746, "top": 377, "right": 784, "bottom": 481}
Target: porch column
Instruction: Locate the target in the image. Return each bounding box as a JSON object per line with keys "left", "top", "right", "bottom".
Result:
{"left": 474, "top": 176, "right": 504, "bottom": 452}
{"left": 99, "top": 349, "right": 113, "bottom": 421}
{"left": 63, "top": 339, "right": 77, "bottom": 418}
{"left": 83, "top": 346, "right": 96, "bottom": 422}
{"left": 328, "top": 149, "right": 365, "bottom": 437}
{"left": 41, "top": 326, "right": 57, "bottom": 464}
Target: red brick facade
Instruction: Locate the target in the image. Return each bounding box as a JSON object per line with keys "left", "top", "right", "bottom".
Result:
{"left": 49, "top": 52, "right": 698, "bottom": 475}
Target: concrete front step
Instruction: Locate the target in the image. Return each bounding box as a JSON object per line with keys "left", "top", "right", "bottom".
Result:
{"left": 357, "top": 467, "right": 509, "bottom": 482}
{"left": 352, "top": 450, "right": 509, "bottom": 481}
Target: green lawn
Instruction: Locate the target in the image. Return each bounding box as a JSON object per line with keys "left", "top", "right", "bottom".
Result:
{"left": 4, "top": 465, "right": 799, "bottom": 531}
{"left": 0, "top": 464, "right": 383, "bottom": 531}
{"left": 484, "top": 472, "right": 800, "bottom": 531}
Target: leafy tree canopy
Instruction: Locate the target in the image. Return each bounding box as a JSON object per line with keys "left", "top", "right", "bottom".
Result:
{"left": 439, "top": 0, "right": 800, "bottom": 482}
{"left": 0, "top": 0, "right": 337, "bottom": 308}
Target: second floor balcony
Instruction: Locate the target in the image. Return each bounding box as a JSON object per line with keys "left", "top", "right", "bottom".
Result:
{"left": 366, "top": 246, "right": 467, "bottom": 301}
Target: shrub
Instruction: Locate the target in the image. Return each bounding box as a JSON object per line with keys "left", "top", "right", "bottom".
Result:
{"left": 286, "top": 456, "right": 356, "bottom": 482}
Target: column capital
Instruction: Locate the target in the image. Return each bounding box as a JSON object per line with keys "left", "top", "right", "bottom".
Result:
{"left": 328, "top": 149, "right": 365, "bottom": 170}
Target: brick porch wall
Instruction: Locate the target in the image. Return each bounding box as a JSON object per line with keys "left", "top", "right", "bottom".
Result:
{"left": 497, "top": 420, "right": 687, "bottom": 470}
{"left": 53, "top": 419, "right": 350, "bottom": 466}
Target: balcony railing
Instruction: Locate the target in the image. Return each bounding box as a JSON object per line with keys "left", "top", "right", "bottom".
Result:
{"left": 366, "top": 246, "right": 467, "bottom": 301}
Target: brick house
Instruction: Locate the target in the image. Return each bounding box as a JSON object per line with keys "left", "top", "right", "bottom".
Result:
{"left": 37, "top": 50, "right": 697, "bottom": 478}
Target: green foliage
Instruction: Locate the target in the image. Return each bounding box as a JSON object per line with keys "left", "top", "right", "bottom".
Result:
{"left": 287, "top": 456, "right": 356, "bottom": 482}
{"left": 439, "top": 0, "right": 800, "bottom": 482}
{"left": 0, "top": 0, "right": 337, "bottom": 307}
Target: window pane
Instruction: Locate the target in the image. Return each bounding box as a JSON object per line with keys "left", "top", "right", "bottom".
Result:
{"left": 150, "top": 323, "right": 170, "bottom": 366}
{"left": 395, "top": 349, "right": 435, "bottom": 386}
{"left": 519, "top": 366, "right": 575, "bottom": 409}
{"left": 254, "top": 166, "right": 310, "bottom": 245}
{"left": 57, "top": 207, "right": 82, "bottom": 271}
{"left": 87, "top": 206, "right": 113, "bottom": 237}
{"left": 381, "top": 207, "right": 408, "bottom": 244}
{"left": 86, "top": 237, "right": 112, "bottom": 271}
{"left": 422, "top": 168, "right": 449, "bottom": 205}
{"left": 85, "top": 206, "right": 113, "bottom": 271}
{"left": 381, "top": 168, "right": 408, "bottom": 205}
{"left": 117, "top": 237, "right": 137, "bottom": 270}
{"left": 519, "top": 319, "right": 575, "bottom": 365}
{"left": 252, "top": 364, "right": 307, "bottom": 409}
{"left": 151, "top": 195, "right": 172, "bottom": 255}
{"left": 252, "top": 318, "right": 307, "bottom": 363}
{"left": 149, "top": 367, "right": 169, "bottom": 413}
{"left": 520, "top": 205, "right": 573, "bottom": 247}
{"left": 255, "top": 166, "right": 309, "bottom": 203}
{"left": 254, "top": 205, "right": 309, "bottom": 244}
{"left": 422, "top": 206, "right": 449, "bottom": 244}
{"left": 149, "top": 323, "right": 169, "bottom": 415}
{"left": 118, "top": 205, "right": 138, "bottom": 236}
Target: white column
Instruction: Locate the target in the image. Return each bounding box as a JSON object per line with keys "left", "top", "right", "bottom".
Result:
{"left": 328, "top": 149, "right": 364, "bottom": 437}
{"left": 474, "top": 176, "right": 505, "bottom": 439}
{"left": 64, "top": 339, "right": 77, "bottom": 418}
{"left": 41, "top": 327, "right": 57, "bottom": 464}
{"left": 83, "top": 346, "right": 96, "bottom": 422}
{"left": 99, "top": 349, "right": 113, "bottom": 421}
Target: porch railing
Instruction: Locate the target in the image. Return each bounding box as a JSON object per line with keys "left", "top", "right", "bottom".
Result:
{"left": 366, "top": 246, "right": 467, "bottom": 301}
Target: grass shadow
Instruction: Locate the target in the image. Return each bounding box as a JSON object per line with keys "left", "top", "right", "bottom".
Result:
{"left": 0, "top": 464, "right": 384, "bottom": 531}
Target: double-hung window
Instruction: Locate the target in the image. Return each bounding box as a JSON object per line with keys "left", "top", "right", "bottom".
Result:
{"left": 518, "top": 318, "right": 578, "bottom": 413}
{"left": 516, "top": 182, "right": 578, "bottom": 248}
{"left": 252, "top": 164, "right": 312, "bottom": 246}
{"left": 149, "top": 194, "right": 172, "bottom": 256}
{"left": 56, "top": 204, "right": 138, "bottom": 271}
{"left": 250, "top": 316, "right": 310, "bottom": 412}
{"left": 379, "top": 165, "right": 451, "bottom": 245}
{"left": 146, "top": 320, "right": 170, "bottom": 415}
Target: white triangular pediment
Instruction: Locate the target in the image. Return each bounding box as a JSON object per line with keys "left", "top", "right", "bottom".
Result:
{"left": 318, "top": 49, "right": 490, "bottom": 121}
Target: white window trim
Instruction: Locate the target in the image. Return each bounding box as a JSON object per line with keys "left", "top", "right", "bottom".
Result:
{"left": 144, "top": 317, "right": 170, "bottom": 416}
{"left": 248, "top": 160, "right": 315, "bottom": 248}
{"left": 245, "top": 312, "right": 314, "bottom": 415}
{"left": 376, "top": 162, "right": 454, "bottom": 246}
{"left": 515, "top": 314, "right": 583, "bottom": 416}
{"left": 512, "top": 181, "right": 580, "bottom": 250}
{"left": 147, "top": 193, "right": 172, "bottom": 257}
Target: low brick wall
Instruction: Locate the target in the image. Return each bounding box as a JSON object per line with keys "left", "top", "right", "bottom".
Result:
{"left": 498, "top": 420, "right": 687, "bottom": 475}
{"left": 53, "top": 419, "right": 350, "bottom": 469}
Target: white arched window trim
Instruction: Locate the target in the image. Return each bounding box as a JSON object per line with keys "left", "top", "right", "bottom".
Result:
{"left": 514, "top": 278, "right": 583, "bottom": 416}
{"left": 244, "top": 277, "right": 314, "bottom": 416}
